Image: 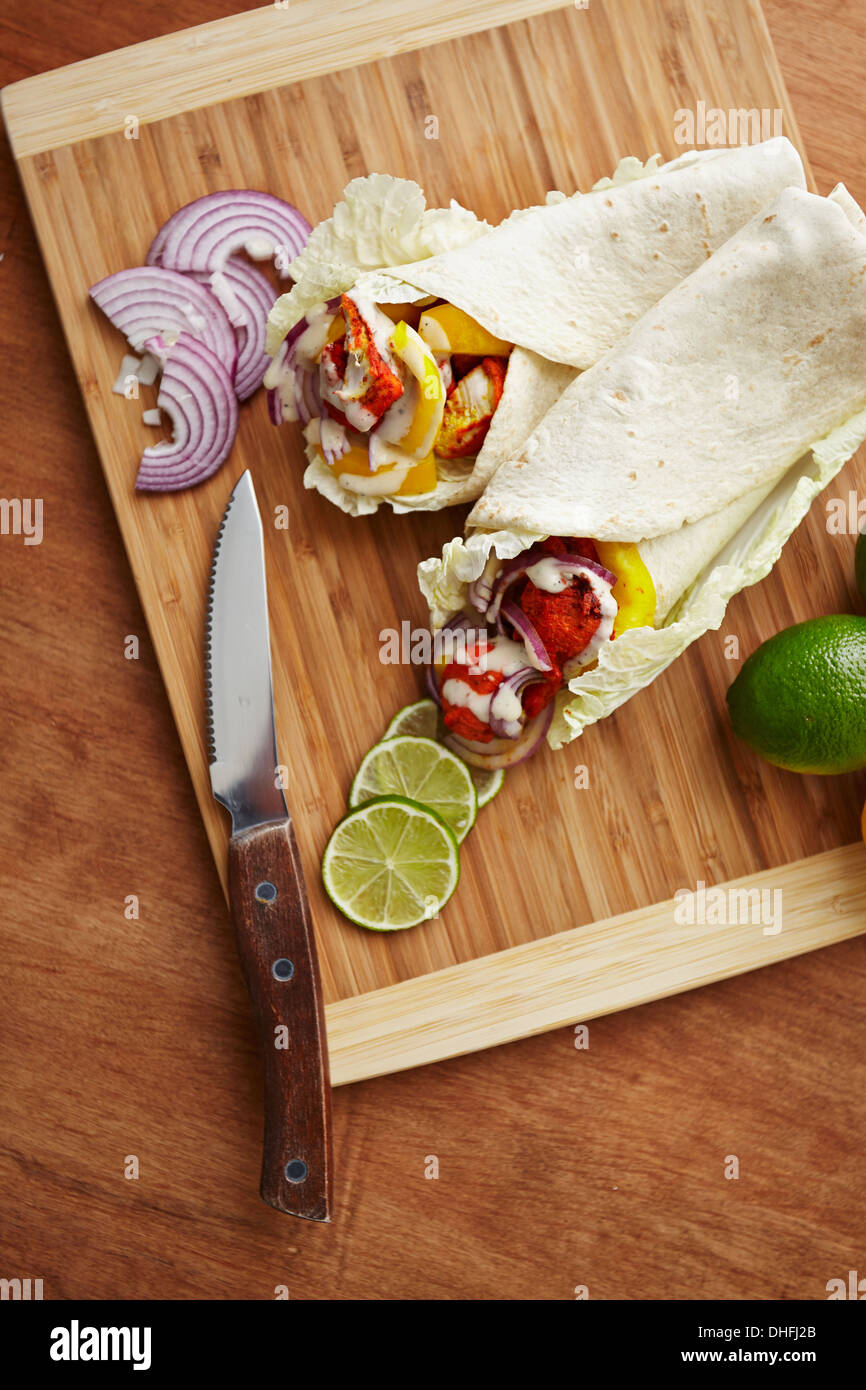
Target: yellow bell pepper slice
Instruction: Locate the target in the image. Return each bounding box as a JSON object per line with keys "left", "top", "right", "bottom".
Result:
{"left": 315, "top": 442, "right": 437, "bottom": 497}
{"left": 594, "top": 541, "right": 657, "bottom": 635}
{"left": 316, "top": 442, "right": 370, "bottom": 476}
{"left": 388, "top": 319, "right": 446, "bottom": 459}
{"left": 396, "top": 452, "right": 438, "bottom": 496}
{"left": 418, "top": 303, "right": 512, "bottom": 357}
{"left": 378, "top": 302, "right": 423, "bottom": 329}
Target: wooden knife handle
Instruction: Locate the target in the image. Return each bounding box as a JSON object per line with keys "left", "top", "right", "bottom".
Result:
{"left": 227, "top": 819, "right": 333, "bottom": 1222}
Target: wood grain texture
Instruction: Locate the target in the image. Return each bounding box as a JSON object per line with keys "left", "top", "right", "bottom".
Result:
{"left": 4, "top": 0, "right": 866, "bottom": 1089}
{"left": 2, "top": 0, "right": 866, "bottom": 1304}
{"left": 228, "top": 820, "right": 332, "bottom": 1220}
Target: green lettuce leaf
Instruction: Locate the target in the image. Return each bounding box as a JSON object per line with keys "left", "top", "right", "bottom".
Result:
{"left": 265, "top": 174, "right": 486, "bottom": 357}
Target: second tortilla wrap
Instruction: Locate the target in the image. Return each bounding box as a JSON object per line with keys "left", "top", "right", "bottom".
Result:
{"left": 419, "top": 184, "right": 866, "bottom": 747}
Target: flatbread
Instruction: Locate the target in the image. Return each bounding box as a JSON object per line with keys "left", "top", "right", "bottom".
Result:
{"left": 365, "top": 138, "right": 805, "bottom": 368}
{"left": 469, "top": 186, "right": 866, "bottom": 540}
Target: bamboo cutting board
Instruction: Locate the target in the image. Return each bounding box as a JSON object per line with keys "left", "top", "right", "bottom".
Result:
{"left": 5, "top": 0, "right": 866, "bottom": 1087}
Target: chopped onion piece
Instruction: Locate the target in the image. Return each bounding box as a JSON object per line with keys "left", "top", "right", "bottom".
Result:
{"left": 136, "top": 353, "right": 161, "bottom": 386}
{"left": 141, "top": 408, "right": 162, "bottom": 427}
{"left": 112, "top": 354, "right": 142, "bottom": 396}
{"left": 265, "top": 314, "right": 310, "bottom": 424}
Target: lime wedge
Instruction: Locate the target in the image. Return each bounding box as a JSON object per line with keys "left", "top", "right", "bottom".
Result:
{"left": 472, "top": 766, "right": 505, "bottom": 808}
{"left": 350, "top": 735, "right": 477, "bottom": 842}
{"left": 322, "top": 795, "right": 460, "bottom": 931}
{"left": 383, "top": 698, "right": 440, "bottom": 740}
{"left": 382, "top": 699, "right": 506, "bottom": 809}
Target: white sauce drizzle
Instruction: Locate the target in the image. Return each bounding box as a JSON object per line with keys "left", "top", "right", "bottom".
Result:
{"left": 524, "top": 557, "right": 570, "bottom": 593}
{"left": 441, "top": 637, "right": 529, "bottom": 727}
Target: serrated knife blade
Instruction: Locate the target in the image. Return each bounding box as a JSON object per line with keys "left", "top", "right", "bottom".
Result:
{"left": 207, "top": 469, "right": 288, "bottom": 832}
{"left": 206, "top": 470, "right": 333, "bottom": 1223}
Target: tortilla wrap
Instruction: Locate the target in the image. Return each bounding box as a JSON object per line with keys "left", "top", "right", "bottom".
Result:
{"left": 470, "top": 186, "right": 866, "bottom": 541}
{"left": 419, "top": 184, "right": 866, "bottom": 748}
{"left": 365, "top": 138, "right": 805, "bottom": 369}
{"left": 267, "top": 139, "right": 805, "bottom": 515}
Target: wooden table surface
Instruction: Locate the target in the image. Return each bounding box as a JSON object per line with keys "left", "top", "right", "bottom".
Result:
{"left": 2, "top": 0, "right": 865, "bottom": 1301}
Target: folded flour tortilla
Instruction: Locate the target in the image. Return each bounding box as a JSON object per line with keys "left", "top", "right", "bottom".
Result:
{"left": 267, "top": 139, "right": 805, "bottom": 514}
{"left": 419, "top": 184, "right": 866, "bottom": 748}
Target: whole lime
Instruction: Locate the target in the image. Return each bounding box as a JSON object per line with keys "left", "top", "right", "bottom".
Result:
{"left": 855, "top": 529, "right": 866, "bottom": 603}
{"left": 726, "top": 615, "right": 866, "bottom": 774}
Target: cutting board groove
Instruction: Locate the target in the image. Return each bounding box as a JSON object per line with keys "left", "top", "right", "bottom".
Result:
{"left": 5, "top": 0, "right": 865, "bottom": 1085}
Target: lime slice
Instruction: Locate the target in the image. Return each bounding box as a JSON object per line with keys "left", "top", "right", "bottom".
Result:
{"left": 472, "top": 766, "right": 505, "bottom": 808}
{"left": 350, "top": 735, "right": 477, "bottom": 842}
{"left": 382, "top": 699, "right": 506, "bottom": 809}
{"left": 383, "top": 698, "right": 439, "bottom": 740}
{"left": 322, "top": 795, "right": 460, "bottom": 930}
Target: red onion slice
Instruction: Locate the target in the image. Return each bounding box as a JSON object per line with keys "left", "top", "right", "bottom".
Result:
{"left": 135, "top": 333, "right": 238, "bottom": 492}
{"left": 443, "top": 700, "right": 554, "bottom": 770}
{"left": 267, "top": 297, "right": 345, "bottom": 425}
{"left": 266, "top": 315, "right": 311, "bottom": 424}
{"left": 494, "top": 553, "right": 618, "bottom": 672}
{"left": 438, "top": 613, "right": 491, "bottom": 667}
{"left": 147, "top": 190, "right": 311, "bottom": 278}
{"left": 440, "top": 613, "right": 477, "bottom": 639}
{"left": 89, "top": 267, "right": 238, "bottom": 376}
{"left": 485, "top": 543, "right": 549, "bottom": 620}
{"left": 488, "top": 665, "right": 547, "bottom": 739}
{"left": 267, "top": 388, "right": 283, "bottom": 426}
{"left": 485, "top": 547, "right": 616, "bottom": 622}
{"left": 537, "top": 555, "right": 617, "bottom": 589}
{"left": 294, "top": 364, "right": 323, "bottom": 427}
{"left": 192, "top": 258, "right": 276, "bottom": 400}
{"left": 498, "top": 599, "right": 553, "bottom": 672}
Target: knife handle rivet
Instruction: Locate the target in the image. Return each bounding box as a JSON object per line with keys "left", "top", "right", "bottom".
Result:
{"left": 272, "top": 958, "right": 295, "bottom": 981}
{"left": 285, "top": 1159, "right": 307, "bottom": 1184}
{"left": 255, "top": 880, "right": 278, "bottom": 904}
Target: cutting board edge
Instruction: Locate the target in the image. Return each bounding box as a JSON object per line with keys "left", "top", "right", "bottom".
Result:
{"left": 325, "top": 840, "right": 866, "bottom": 1084}
{"left": 0, "top": 0, "right": 574, "bottom": 159}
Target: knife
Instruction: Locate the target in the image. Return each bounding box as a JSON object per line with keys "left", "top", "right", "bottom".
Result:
{"left": 206, "top": 469, "right": 333, "bottom": 1222}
